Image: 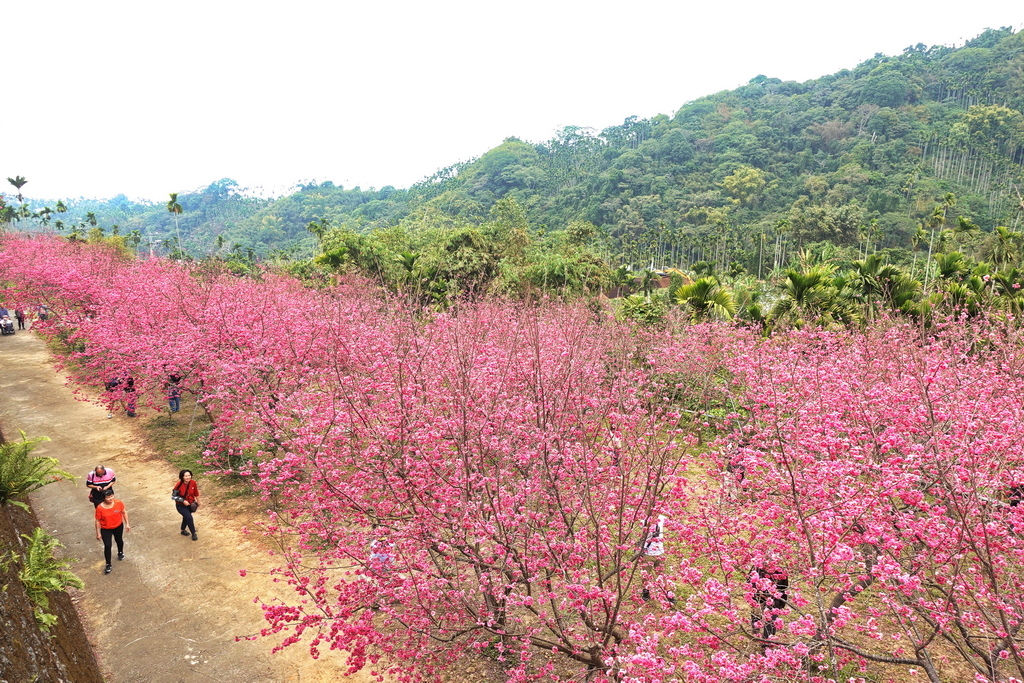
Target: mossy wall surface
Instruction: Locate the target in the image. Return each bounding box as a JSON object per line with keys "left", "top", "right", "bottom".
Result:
{"left": 0, "top": 503, "right": 102, "bottom": 683}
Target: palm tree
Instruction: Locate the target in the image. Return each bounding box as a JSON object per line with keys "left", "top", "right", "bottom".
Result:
{"left": 610, "top": 266, "right": 634, "bottom": 297}
{"left": 772, "top": 219, "right": 789, "bottom": 272}
{"left": 167, "top": 193, "right": 183, "bottom": 253}
{"left": 771, "top": 263, "right": 858, "bottom": 328}
{"left": 852, "top": 254, "right": 887, "bottom": 322}
{"left": 858, "top": 219, "right": 881, "bottom": 258}
{"left": 638, "top": 269, "right": 659, "bottom": 297}
{"left": 909, "top": 224, "right": 927, "bottom": 280}
{"left": 992, "top": 267, "right": 1024, "bottom": 316}
{"left": 778, "top": 264, "right": 834, "bottom": 309}
{"left": 674, "top": 276, "right": 736, "bottom": 321}
{"left": 6, "top": 176, "right": 27, "bottom": 202}
{"left": 941, "top": 276, "right": 989, "bottom": 318}
{"left": 315, "top": 246, "right": 351, "bottom": 270}
{"left": 851, "top": 255, "right": 921, "bottom": 317}
{"left": 398, "top": 251, "right": 421, "bottom": 274}
{"left": 952, "top": 216, "right": 980, "bottom": 248}
{"left": 923, "top": 207, "right": 946, "bottom": 293}
{"left": 306, "top": 217, "right": 330, "bottom": 245}
{"left": 933, "top": 252, "right": 971, "bottom": 282}
{"left": 978, "top": 226, "right": 1019, "bottom": 269}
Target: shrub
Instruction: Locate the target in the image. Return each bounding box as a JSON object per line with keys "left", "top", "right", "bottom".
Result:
{"left": 16, "top": 528, "right": 85, "bottom": 631}
{"left": 0, "top": 433, "right": 71, "bottom": 510}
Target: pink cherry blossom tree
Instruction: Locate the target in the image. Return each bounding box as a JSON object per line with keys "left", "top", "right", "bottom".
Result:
{"left": 650, "top": 321, "right": 1024, "bottom": 683}
{"left": 5, "top": 234, "right": 1024, "bottom": 682}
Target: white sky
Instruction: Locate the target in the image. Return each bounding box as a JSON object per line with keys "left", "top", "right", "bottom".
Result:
{"left": 3, "top": 0, "right": 1022, "bottom": 202}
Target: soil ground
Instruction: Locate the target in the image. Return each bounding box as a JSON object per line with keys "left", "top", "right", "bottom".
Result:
{"left": 0, "top": 328, "right": 367, "bottom": 683}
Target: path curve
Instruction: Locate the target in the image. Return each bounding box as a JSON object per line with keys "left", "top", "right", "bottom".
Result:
{"left": 1, "top": 329, "right": 362, "bottom": 683}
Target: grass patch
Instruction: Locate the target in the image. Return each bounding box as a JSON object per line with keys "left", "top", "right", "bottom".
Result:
{"left": 140, "top": 395, "right": 257, "bottom": 501}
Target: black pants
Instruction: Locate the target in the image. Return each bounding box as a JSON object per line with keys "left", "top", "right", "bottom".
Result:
{"left": 753, "top": 596, "right": 787, "bottom": 638}
{"left": 176, "top": 502, "right": 196, "bottom": 534}
{"left": 101, "top": 524, "right": 124, "bottom": 565}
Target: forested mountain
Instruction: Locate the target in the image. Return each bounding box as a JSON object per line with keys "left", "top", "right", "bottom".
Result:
{"left": 6, "top": 27, "right": 1023, "bottom": 280}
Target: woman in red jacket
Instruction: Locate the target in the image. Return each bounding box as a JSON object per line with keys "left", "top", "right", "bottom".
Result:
{"left": 172, "top": 469, "right": 200, "bottom": 541}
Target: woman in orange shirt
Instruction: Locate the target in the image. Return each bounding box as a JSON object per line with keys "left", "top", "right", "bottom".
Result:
{"left": 95, "top": 489, "right": 131, "bottom": 574}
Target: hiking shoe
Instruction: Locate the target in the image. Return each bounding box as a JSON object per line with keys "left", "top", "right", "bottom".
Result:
{"left": 191, "top": 532, "right": 198, "bottom": 541}
{"left": 104, "top": 564, "right": 112, "bottom": 574}
{"left": 117, "top": 552, "right": 124, "bottom": 561}
{"left": 180, "top": 530, "right": 190, "bottom": 536}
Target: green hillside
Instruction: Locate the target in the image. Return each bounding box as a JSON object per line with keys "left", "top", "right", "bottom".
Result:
{"left": 6, "top": 27, "right": 1023, "bottom": 283}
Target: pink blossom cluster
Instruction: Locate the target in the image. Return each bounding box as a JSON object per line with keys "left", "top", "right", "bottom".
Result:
{"left": 649, "top": 321, "right": 1024, "bottom": 682}
{"left": 3, "top": 235, "right": 1024, "bottom": 683}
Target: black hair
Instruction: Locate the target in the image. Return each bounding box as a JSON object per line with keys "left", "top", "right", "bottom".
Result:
{"left": 178, "top": 469, "right": 193, "bottom": 482}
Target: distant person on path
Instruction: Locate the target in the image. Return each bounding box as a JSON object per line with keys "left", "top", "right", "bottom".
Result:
{"left": 13, "top": 309, "right": 25, "bottom": 329}
{"left": 172, "top": 469, "right": 200, "bottom": 540}
{"left": 36, "top": 304, "right": 49, "bottom": 321}
{"left": 750, "top": 564, "right": 789, "bottom": 639}
{"left": 166, "top": 373, "right": 181, "bottom": 413}
{"left": 0, "top": 315, "right": 14, "bottom": 334}
{"left": 104, "top": 374, "right": 136, "bottom": 417}
{"left": 86, "top": 465, "right": 116, "bottom": 507}
{"left": 104, "top": 375, "right": 122, "bottom": 418}
{"left": 369, "top": 527, "right": 394, "bottom": 576}
{"left": 95, "top": 489, "right": 130, "bottom": 574}
{"left": 639, "top": 515, "right": 673, "bottom": 603}
{"left": 124, "top": 376, "right": 137, "bottom": 417}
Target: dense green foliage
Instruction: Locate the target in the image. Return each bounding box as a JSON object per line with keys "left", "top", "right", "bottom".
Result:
{"left": 1, "top": 527, "right": 85, "bottom": 631}
{"left": 0, "top": 433, "right": 68, "bottom": 512}
{"left": 0, "top": 433, "right": 81, "bottom": 632}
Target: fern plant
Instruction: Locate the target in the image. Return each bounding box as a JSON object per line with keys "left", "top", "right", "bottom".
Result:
{"left": 17, "top": 527, "right": 85, "bottom": 630}
{"left": 0, "top": 432, "right": 71, "bottom": 510}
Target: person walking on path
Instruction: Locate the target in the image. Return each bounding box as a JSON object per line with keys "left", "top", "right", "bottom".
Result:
{"left": 750, "top": 564, "right": 789, "bottom": 640}
{"left": 104, "top": 375, "right": 122, "bottom": 418}
{"left": 104, "top": 374, "right": 137, "bottom": 418}
{"left": 14, "top": 308, "right": 25, "bottom": 329}
{"left": 86, "top": 464, "right": 116, "bottom": 507}
{"left": 95, "top": 489, "right": 131, "bottom": 574}
{"left": 124, "top": 376, "right": 137, "bottom": 417}
{"left": 165, "top": 373, "right": 181, "bottom": 413}
{"left": 172, "top": 469, "right": 200, "bottom": 540}
{"left": 639, "top": 515, "right": 674, "bottom": 604}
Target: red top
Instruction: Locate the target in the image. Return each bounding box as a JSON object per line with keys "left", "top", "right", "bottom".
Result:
{"left": 95, "top": 500, "right": 126, "bottom": 529}
{"left": 174, "top": 479, "right": 199, "bottom": 504}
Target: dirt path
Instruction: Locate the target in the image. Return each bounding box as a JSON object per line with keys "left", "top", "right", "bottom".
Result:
{"left": 1, "top": 329, "right": 363, "bottom": 683}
